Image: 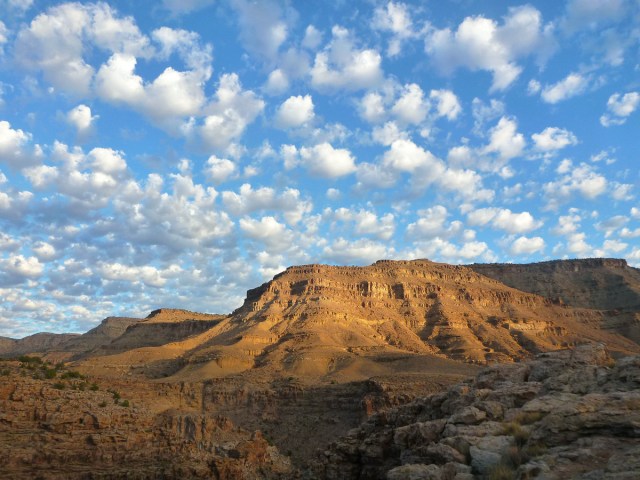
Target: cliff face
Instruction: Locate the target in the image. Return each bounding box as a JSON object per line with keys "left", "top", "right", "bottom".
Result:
{"left": 0, "top": 333, "right": 79, "bottom": 357}
{"left": 469, "top": 258, "right": 640, "bottom": 311}
{"left": 173, "top": 260, "right": 639, "bottom": 382}
{"left": 470, "top": 258, "right": 640, "bottom": 343}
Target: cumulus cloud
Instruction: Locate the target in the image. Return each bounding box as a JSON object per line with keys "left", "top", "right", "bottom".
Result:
{"left": 406, "top": 205, "right": 463, "bottom": 239}
{"left": 540, "top": 73, "right": 588, "bottom": 104}
{"left": 221, "top": 183, "right": 312, "bottom": 224}
{"left": 205, "top": 155, "right": 237, "bottom": 185}
{"left": 430, "top": 89, "right": 462, "bottom": 120}
{"left": 299, "top": 143, "right": 357, "bottom": 178}
{"left": 66, "top": 104, "right": 98, "bottom": 138}
{"left": 239, "top": 216, "right": 293, "bottom": 252}
{"left": 543, "top": 162, "right": 608, "bottom": 209}
{"left": 322, "top": 237, "right": 393, "bottom": 265}
{"left": 482, "top": 116, "right": 525, "bottom": 161}
{"left": 600, "top": 92, "right": 640, "bottom": 126}
{"left": 329, "top": 207, "right": 395, "bottom": 240}
{"left": 424, "top": 5, "right": 555, "bottom": 91}
{"left": 0, "top": 120, "right": 41, "bottom": 169}
{"left": 275, "top": 94, "right": 315, "bottom": 128}
{"left": 195, "top": 74, "right": 265, "bottom": 151}
{"left": 372, "top": 1, "right": 415, "bottom": 57}
{"left": 510, "top": 236, "right": 545, "bottom": 255}
{"left": 391, "top": 83, "right": 429, "bottom": 125}
{"left": 0, "top": 254, "right": 43, "bottom": 285}
{"left": 310, "top": 26, "right": 383, "bottom": 92}
{"left": 15, "top": 3, "right": 151, "bottom": 96}
{"left": 531, "top": 127, "right": 578, "bottom": 151}
{"left": 467, "top": 208, "right": 542, "bottom": 234}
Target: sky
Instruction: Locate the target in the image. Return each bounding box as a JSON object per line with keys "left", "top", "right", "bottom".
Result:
{"left": 0, "top": 0, "right": 638, "bottom": 337}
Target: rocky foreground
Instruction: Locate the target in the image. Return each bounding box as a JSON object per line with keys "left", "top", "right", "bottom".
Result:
{"left": 2, "top": 344, "right": 639, "bottom": 479}
{"left": 312, "top": 343, "right": 640, "bottom": 479}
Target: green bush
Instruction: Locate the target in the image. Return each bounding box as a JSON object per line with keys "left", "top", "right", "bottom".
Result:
{"left": 501, "top": 421, "right": 530, "bottom": 447}
{"left": 0, "top": 369, "right": 10, "bottom": 376}
{"left": 512, "top": 411, "right": 545, "bottom": 425}
{"left": 120, "top": 400, "right": 130, "bottom": 407}
{"left": 61, "top": 370, "right": 83, "bottom": 379}
{"left": 52, "top": 382, "right": 65, "bottom": 390}
{"left": 99, "top": 401, "right": 107, "bottom": 407}
{"left": 18, "top": 355, "right": 42, "bottom": 364}
{"left": 44, "top": 368, "right": 57, "bottom": 379}
{"left": 89, "top": 383, "right": 99, "bottom": 391}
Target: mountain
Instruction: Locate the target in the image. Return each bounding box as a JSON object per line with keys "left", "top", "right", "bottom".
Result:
{"left": 0, "top": 332, "right": 79, "bottom": 357}
{"left": 150, "top": 259, "right": 640, "bottom": 383}
{"left": 469, "top": 258, "right": 640, "bottom": 342}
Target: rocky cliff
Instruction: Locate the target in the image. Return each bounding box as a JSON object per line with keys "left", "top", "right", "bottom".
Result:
{"left": 470, "top": 258, "right": 640, "bottom": 343}
{"left": 313, "top": 343, "right": 640, "bottom": 479}
{"left": 174, "top": 260, "right": 638, "bottom": 382}
{"left": 0, "top": 332, "right": 79, "bottom": 356}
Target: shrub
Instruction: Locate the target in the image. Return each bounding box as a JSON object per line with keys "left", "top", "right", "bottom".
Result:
{"left": 111, "top": 391, "right": 121, "bottom": 401}
{"left": 0, "top": 369, "right": 9, "bottom": 376}
{"left": 61, "top": 370, "right": 83, "bottom": 379}
{"left": 52, "top": 382, "right": 65, "bottom": 390}
{"left": 99, "top": 401, "right": 107, "bottom": 408}
{"left": 44, "top": 368, "right": 57, "bottom": 379}
{"left": 18, "top": 355, "right": 42, "bottom": 364}
{"left": 501, "top": 421, "right": 530, "bottom": 447}
{"left": 488, "top": 463, "right": 516, "bottom": 480}
{"left": 512, "top": 411, "right": 545, "bottom": 425}
{"left": 525, "top": 442, "right": 547, "bottom": 457}
{"left": 89, "top": 383, "right": 99, "bottom": 391}
{"left": 120, "top": 400, "right": 130, "bottom": 407}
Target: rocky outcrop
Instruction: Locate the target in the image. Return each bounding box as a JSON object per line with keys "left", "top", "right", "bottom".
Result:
{"left": 0, "top": 359, "right": 292, "bottom": 479}
{"left": 313, "top": 343, "right": 640, "bottom": 479}
{"left": 181, "top": 260, "right": 639, "bottom": 380}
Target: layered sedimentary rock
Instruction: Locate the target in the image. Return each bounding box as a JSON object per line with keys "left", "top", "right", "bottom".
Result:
{"left": 470, "top": 258, "right": 640, "bottom": 342}
{"left": 175, "top": 260, "right": 639, "bottom": 381}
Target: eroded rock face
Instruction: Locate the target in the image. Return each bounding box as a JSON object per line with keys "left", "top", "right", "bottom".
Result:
{"left": 0, "top": 361, "right": 292, "bottom": 479}
{"left": 312, "top": 344, "right": 640, "bottom": 480}
{"left": 183, "top": 260, "right": 639, "bottom": 378}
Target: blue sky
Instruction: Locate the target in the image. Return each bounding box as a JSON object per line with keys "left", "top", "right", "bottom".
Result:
{"left": 0, "top": 0, "right": 639, "bottom": 337}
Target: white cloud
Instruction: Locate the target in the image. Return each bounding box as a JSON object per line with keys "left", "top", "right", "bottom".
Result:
{"left": 372, "top": 121, "right": 408, "bottom": 146}
{"left": 382, "top": 139, "right": 438, "bottom": 173}
{"left": 310, "top": 26, "right": 383, "bottom": 92}
{"left": 600, "top": 92, "right": 640, "bottom": 127}
{"left": 32, "top": 242, "right": 56, "bottom": 261}
{"left": 299, "top": 143, "right": 357, "bottom": 178}
{"left": 541, "top": 73, "right": 588, "bottom": 104}
{"left": 330, "top": 208, "right": 395, "bottom": 240}
{"left": 100, "top": 262, "right": 176, "bottom": 288}
{"left": 239, "top": 216, "right": 293, "bottom": 252}
{"left": 275, "top": 94, "right": 315, "bottom": 128}
{"left": 89, "top": 147, "right": 127, "bottom": 174}
{"left": 264, "top": 69, "right": 290, "bottom": 95}
{"left": 482, "top": 116, "right": 525, "bottom": 161}
{"left": 430, "top": 89, "right": 462, "bottom": 120}
{"left": 406, "top": 205, "right": 462, "bottom": 239}
{"left": 205, "top": 155, "right": 237, "bottom": 185}
{"left": 531, "top": 127, "right": 578, "bottom": 151}
{"left": 372, "top": 2, "right": 415, "bottom": 57}
{"left": 424, "top": 5, "right": 555, "bottom": 91}
{"left": 391, "top": 83, "right": 429, "bottom": 125}
{"left": 66, "top": 104, "right": 98, "bottom": 137}
{"left": 1, "top": 254, "right": 43, "bottom": 279}
{"left": 221, "top": 183, "right": 311, "bottom": 224}
{"left": 510, "top": 236, "right": 545, "bottom": 255}
{"left": 0, "top": 120, "right": 41, "bottom": 169}
{"left": 544, "top": 162, "right": 607, "bottom": 209}
{"left": 196, "top": 73, "right": 265, "bottom": 151}
{"left": 15, "top": 3, "right": 151, "bottom": 96}
{"left": 323, "top": 237, "right": 393, "bottom": 265}
{"left": 359, "top": 92, "right": 387, "bottom": 123}
{"left": 527, "top": 79, "right": 541, "bottom": 95}
{"left": 467, "top": 207, "right": 542, "bottom": 234}
{"left": 232, "top": 0, "right": 288, "bottom": 62}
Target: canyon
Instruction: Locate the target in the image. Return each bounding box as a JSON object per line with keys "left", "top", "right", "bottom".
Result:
{"left": 1, "top": 258, "right": 640, "bottom": 479}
